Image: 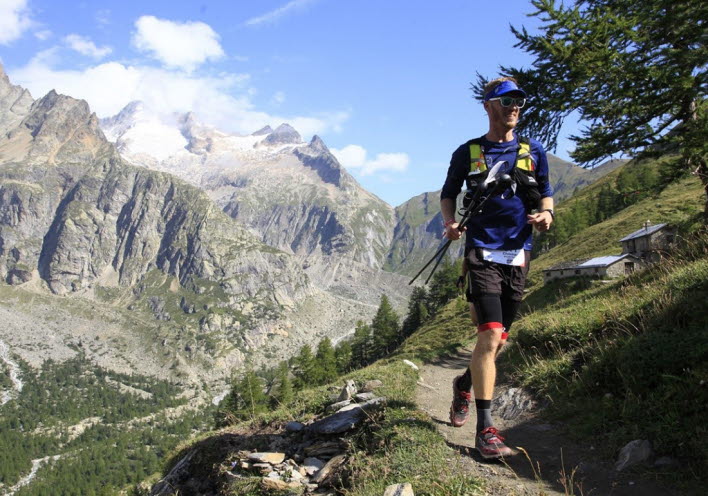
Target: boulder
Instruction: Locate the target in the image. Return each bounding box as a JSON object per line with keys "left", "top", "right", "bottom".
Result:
{"left": 307, "top": 397, "right": 386, "bottom": 434}
{"left": 384, "top": 482, "right": 415, "bottom": 496}
{"left": 615, "top": 440, "right": 653, "bottom": 471}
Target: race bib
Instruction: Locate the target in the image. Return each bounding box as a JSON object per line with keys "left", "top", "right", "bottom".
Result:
{"left": 481, "top": 248, "right": 526, "bottom": 266}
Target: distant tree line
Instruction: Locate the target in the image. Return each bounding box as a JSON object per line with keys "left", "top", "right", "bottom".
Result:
{"left": 217, "top": 259, "right": 462, "bottom": 424}
{"left": 533, "top": 160, "right": 662, "bottom": 256}
{"left": 0, "top": 355, "right": 208, "bottom": 495}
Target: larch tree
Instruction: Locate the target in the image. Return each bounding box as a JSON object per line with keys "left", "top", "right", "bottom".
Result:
{"left": 473, "top": 0, "right": 708, "bottom": 217}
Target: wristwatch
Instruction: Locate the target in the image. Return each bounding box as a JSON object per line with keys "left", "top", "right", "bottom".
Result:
{"left": 543, "top": 208, "right": 555, "bottom": 220}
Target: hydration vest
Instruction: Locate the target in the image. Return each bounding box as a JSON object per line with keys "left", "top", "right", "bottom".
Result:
{"left": 465, "top": 135, "right": 541, "bottom": 212}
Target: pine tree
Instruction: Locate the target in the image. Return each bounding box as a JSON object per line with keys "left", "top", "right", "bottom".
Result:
{"left": 401, "top": 286, "right": 430, "bottom": 339}
{"left": 474, "top": 0, "right": 708, "bottom": 218}
{"left": 426, "top": 259, "right": 459, "bottom": 314}
{"left": 334, "top": 341, "right": 353, "bottom": 374}
{"left": 350, "top": 320, "right": 373, "bottom": 368}
{"left": 235, "top": 370, "right": 267, "bottom": 419}
{"left": 314, "top": 337, "right": 338, "bottom": 385}
{"left": 269, "top": 361, "right": 294, "bottom": 408}
{"left": 293, "top": 345, "right": 317, "bottom": 388}
{"left": 371, "top": 294, "right": 400, "bottom": 357}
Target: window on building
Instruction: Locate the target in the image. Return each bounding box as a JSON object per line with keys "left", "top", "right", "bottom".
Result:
{"left": 625, "top": 262, "right": 635, "bottom": 275}
{"left": 594, "top": 268, "right": 599, "bottom": 273}
{"left": 627, "top": 240, "right": 636, "bottom": 253}
{"left": 575, "top": 269, "right": 581, "bottom": 275}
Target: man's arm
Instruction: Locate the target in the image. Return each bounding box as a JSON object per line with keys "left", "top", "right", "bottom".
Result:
{"left": 527, "top": 197, "right": 554, "bottom": 232}
{"left": 441, "top": 197, "right": 464, "bottom": 240}
{"left": 440, "top": 145, "right": 468, "bottom": 240}
{"left": 527, "top": 139, "right": 554, "bottom": 232}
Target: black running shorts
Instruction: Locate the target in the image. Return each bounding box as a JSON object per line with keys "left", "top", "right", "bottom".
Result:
{"left": 466, "top": 248, "right": 531, "bottom": 302}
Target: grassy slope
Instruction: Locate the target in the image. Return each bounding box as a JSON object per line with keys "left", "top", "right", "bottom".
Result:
{"left": 145, "top": 170, "right": 706, "bottom": 495}
{"left": 397, "top": 173, "right": 708, "bottom": 487}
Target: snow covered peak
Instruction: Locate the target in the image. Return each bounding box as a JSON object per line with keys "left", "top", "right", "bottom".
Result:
{"left": 252, "top": 125, "right": 273, "bottom": 136}
{"left": 100, "top": 101, "right": 187, "bottom": 161}
{"left": 262, "top": 123, "right": 302, "bottom": 146}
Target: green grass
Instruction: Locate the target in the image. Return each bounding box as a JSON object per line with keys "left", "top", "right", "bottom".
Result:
{"left": 155, "top": 360, "right": 485, "bottom": 496}
{"left": 529, "top": 173, "right": 704, "bottom": 282}
{"left": 507, "top": 241, "right": 708, "bottom": 469}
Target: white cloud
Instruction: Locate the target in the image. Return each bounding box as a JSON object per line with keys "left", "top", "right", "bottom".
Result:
{"left": 8, "top": 55, "right": 349, "bottom": 138}
{"left": 271, "top": 91, "right": 286, "bottom": 105}
{"left": 245, "top": 0, "right": 317, "bottom": 27}
{"left": 34, "top": 29, "right": 52, "bottom": 41}
{"left": 0, "top": 0, "right": 33, "bottom": 45}
{"left": 332, "top": 145, "right": 409, "bottom": 176}
{"left": 64, "top": 34, "right": 112, "bottom": 59}
{"left": 132, "top": 16, "right": 225, "bottom": 71}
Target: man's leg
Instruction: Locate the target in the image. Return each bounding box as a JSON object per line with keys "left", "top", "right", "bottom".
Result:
{"left": 449, "top": 302, "right": 477, "bottom": 427}
{"left": 469, "top": 294, "right": 513, "bottom": 458}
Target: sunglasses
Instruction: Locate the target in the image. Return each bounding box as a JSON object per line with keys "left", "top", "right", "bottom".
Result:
{"left": 487, "top": 96, "right": 527, "bottom": 108}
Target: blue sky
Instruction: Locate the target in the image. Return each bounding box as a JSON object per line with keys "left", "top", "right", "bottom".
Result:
{"left": 0, "top": 0, "right": 578, "bottom": 206}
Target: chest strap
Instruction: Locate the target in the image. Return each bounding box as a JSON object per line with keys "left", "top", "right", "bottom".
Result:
{"left": 469, "top": 139, "right": 535, "bottom": 175}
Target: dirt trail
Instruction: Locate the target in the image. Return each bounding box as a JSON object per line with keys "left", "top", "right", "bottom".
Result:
{"left": 415, "top": 346, "right": 677, "bottom": 496}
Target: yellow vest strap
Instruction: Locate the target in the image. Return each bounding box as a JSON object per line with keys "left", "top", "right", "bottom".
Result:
{"left": 469, "top": 143, "right": 487, "bottom": 175}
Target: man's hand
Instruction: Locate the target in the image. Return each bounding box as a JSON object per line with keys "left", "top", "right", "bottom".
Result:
{"left": 444, "top": 222, "right": 465, "bottom": 240}
{"left": 527, "top": 210, "right": 553, "bottom": 232}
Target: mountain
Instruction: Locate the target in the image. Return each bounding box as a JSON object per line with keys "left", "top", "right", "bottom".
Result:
{"left": 100, "top": 103, "right": 409, "bottom": 302}
{"left": 0, "top": 66, "right": 404, "bottom": 391}
{"left": 547, "top": 154, "right": 627, "bottom": 203}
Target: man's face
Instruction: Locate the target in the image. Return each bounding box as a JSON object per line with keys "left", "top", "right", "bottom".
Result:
{"left": 484, "top": 94, "right": 522, "bottom": 130}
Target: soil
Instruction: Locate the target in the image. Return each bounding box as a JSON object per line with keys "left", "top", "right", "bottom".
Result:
{"left": 415, "top": 346, "right": 680, "bottom": 496}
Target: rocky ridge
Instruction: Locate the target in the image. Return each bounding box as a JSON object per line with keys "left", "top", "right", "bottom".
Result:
{"left": 100, "top": 105, "right": 398, "bottom": 273}
{"left": 0, "top": 65, "right": 395, "bottom": 388}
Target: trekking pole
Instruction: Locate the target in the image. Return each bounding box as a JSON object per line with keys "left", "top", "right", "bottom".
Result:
{"left": 408, "top": 169, "right": 513, "bottom": 286}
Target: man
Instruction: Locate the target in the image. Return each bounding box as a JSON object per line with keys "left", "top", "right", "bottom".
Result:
{"left": 440, "top": 77, "right": 554, "bottom": 459}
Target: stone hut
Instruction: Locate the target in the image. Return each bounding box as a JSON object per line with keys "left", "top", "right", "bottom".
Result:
{"left": 619, "top": 221, "right": 676, "bottom": 262}
{"left": 543, "top": 221, "right": 673, "bottom": 284}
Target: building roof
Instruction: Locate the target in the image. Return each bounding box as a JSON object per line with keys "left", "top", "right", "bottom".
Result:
{"left": 546, "top": 259, "right": 589, "bottom": 271}
{"left": 619, "top": 223, "right": 668, "bottom": 242}
{"left": 577, "top": 254, "right": 636, "bottom": 268}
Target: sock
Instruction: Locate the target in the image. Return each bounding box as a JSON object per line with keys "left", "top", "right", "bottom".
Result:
{"left": 457, "top": 368, "right": 472, "bottom": 391}
{"left": 475, "top": 399, "right": 493, "bottom": 434}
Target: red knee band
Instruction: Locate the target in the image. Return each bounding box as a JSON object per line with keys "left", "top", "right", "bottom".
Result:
{"left": 477, "top": 322, "right": 504, "bottom": 332}
{"left": 501, "top": 331, "right": 509, "bottom": 340}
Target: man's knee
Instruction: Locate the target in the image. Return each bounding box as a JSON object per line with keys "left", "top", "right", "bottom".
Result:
{"left": 474, "top": 322, "right": 504, "bottom": 354}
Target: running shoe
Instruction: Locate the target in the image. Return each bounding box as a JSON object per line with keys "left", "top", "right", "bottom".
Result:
{"left": 449, "top": 375, "right": 472, "bottom": 427}
{"left": 476, "top": 426, "right": 513, "bottom": 459}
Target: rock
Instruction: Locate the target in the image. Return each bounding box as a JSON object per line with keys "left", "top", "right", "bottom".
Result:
{"left": 361, "top": 379, "right": 383, "bottom": 392}
{"left": 304, "top": 441, "right": 348, "bottom": 458}
{"left": 252, "top": 463, "right": 273, "bottom": 475}
{"left": 149, "top": 449, "right": 196, "bottom": 495}
{"left": 492, "top": 387, "right": 537, "bottom": 420}
{"left": 354, "top": 392, "right": 376, "bottom": 402}
{"left": 327, "top": 399, "right": 352, "bottom": 412}
{"left": 248, "top": 452, "right": 286, "bottom": 464}
{"left": 261, "top": 477, "right": 301, "bottom": 491}
{"left": 303, "top": 457, "right": 325, "bottom": 475}
{"left": 285, "top": 421, "right": 305, "bottom": 433}
{"left": 338, "top": 380, "right": 358, "bottom": 402}
{"left": 615, "top": 440, "right": 653, "bottom": 471}
{"left": 311, "top": 454, "right": 346, "bottom": 485}
{"left": 402, "top": 359, "right": 419, "bottom": 371}
{"left": 384, "top": 482, "right": 414, "bottom": 496}
{"left": 307, "top": 397, "right": 386, "bottom": 435}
